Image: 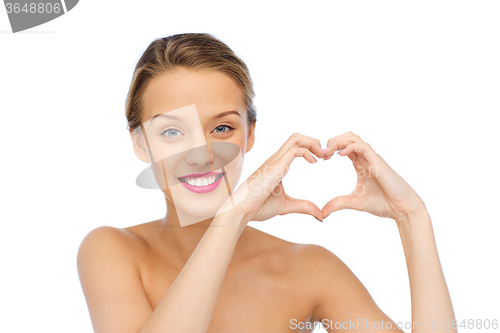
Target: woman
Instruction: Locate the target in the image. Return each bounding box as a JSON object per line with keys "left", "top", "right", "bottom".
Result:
{"left": 77, "top": 33, "right": 457, "bottom": 333}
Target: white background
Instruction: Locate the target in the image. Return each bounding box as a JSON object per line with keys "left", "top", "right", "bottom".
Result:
{"left": 1, "top": 1, "right": 499, "bottom": 332}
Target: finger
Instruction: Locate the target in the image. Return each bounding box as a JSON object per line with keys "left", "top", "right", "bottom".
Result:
{"left": 322, "top": 194, "right": 363, "bottom": 218}
{"left": 337, "top": 142, "right": 379, "bottom": 166}
{"left": 325, "top": 131, "right": 357, "bottom": 150}
{"left": 276, "top": 133, "right": 325, "bottom": 160}
{"left": 347, "top": 151, "right": 363, "bottom": 170}
{"left": 291, "top": 136, "right": 325, "bottom": 159}
{"left": 282, "top": 195, "right": 324, "bottom": 222}
{"left": 282, "top": 146, "right": 318, "bottom": 164}
{"left": 259, "top": 146, "right": 319, "bottom": 189}
{"left": 324, "top": 135, "right": 365, "bottom": 159}
{"left": 326, "top": 131, "right": 354, "bottom": 145}
{"left": 292, "top": 133, "right": 323, "bottom": 153}
{"left": 278, "top": 146, "right": 319, "bottom": 170}
{"left": 302, "top": 149, "right": 318, "bottom": 164}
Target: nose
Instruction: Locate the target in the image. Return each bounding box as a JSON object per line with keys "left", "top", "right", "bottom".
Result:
{"left": 185, "top": 144, "right": 213, "bottom": 168}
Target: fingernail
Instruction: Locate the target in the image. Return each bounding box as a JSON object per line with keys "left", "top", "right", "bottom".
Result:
{"left": 324, "top": 146, "right": 330, "bottom": 158}
{"left": 314, "top": 216, "right": 323, "bottom": 223}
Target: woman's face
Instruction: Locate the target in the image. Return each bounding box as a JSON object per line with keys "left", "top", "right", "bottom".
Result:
{"left": 132, "top": 67, "right": 255, "bottom": 226}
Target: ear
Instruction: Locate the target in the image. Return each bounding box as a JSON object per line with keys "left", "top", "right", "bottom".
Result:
{"left": 245, "top": 121, "right": 256, "bottom": 153}
{"left": 130, "top": 129, "right": 150, "bottom": 163}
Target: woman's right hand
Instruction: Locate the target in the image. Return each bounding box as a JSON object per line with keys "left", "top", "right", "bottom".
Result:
{"left": 222, "top": 133, "right": 326, "bottom": 223}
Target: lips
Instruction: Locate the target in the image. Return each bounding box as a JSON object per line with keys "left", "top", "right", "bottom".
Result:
{"left": 177, "top": 171, "right": 224, "bottom": 193}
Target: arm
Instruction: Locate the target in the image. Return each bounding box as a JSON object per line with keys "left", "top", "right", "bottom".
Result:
{"left": 137, "top": 208, "right": 247, "bottom": 333}
{"left": 77, "top": 209, "right": 246, "bottom": 333}
{"left": 316, "top": 131, "right": 456, "bottom": 332}
{"left": 77, "top": 226, "right": 155, "bottom": 333}
{"left": 310, "top": 245, "right": 405, "bottom": 332}
{"left": 311, "top": 211, "right": 456, "bottom": 333}
{"left": 396, "top": 209, "right": 457, "bottom": 332}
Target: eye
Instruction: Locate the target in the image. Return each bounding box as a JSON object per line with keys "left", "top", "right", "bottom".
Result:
{"left": 212, "top": 124, "right": 235, "bottom": 134}
{"left": 161, "top": 128, "right": 183, "bottom": 137}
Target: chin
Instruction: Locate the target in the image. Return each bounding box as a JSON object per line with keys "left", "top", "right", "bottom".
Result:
{"left": 169, "top": 184, "right": 231, "bottom": 225}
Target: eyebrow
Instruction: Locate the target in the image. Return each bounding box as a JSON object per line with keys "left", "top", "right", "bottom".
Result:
{"left": 150, "top": 110, "right": 241, "bottom": 122}
{"left": 211, "top": 110, "right": 241, "bottom": 120}
{"left": 151, "top": 113, "right": 180, "bottom": 121}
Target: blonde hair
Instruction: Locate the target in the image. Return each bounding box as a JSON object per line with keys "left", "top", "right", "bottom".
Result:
{"left": 125, "top": 33, "right": 257, "bottom": 133}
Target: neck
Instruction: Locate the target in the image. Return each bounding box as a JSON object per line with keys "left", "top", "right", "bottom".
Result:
{"left": 157, "top": 195, "right": 251, "bottom": 264}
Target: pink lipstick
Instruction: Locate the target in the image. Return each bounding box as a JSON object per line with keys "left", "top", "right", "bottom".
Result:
{"left": 177, "top": 171, "right": 224, "bottom": 194}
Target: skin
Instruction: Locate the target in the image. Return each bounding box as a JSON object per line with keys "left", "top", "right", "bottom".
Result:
{"left": 77, "top": 67, "right": 457, "bottom": 333}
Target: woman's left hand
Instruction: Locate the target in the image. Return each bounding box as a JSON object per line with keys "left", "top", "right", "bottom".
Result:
{"left": 322, "top": 131, "right": 427, "bottom": 223}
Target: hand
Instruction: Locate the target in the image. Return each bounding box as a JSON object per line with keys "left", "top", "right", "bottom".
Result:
{"left": 322, "top": 131, "right": 427, "bottom": 222}
{"left": 226, "top": 133, "right": 325, "bottom": 223}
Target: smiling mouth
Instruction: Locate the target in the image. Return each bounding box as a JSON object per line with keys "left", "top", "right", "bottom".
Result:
{"left": 178, "top": 172, "right": 224, "bottom": 187}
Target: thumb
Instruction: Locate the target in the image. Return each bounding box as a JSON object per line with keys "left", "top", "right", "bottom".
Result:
{"left": 282, "top": 195, "right": 324, "bottom": 222}
{"left": 322, "top": 194, "right": 361, "bottom": 219}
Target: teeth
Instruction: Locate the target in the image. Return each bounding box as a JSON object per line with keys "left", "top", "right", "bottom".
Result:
{"left": 183, "top": 174, "right": 219, "bottom": 187}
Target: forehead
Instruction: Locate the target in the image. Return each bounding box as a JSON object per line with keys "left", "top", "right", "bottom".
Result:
{"left": 141, "top": 67, "right": 246, "bottom": 123}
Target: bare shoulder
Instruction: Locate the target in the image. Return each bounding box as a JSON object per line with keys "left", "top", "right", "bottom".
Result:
{"left": 243, "top": 227, "right": 349, "bottom": 284}
{"left": 281, "top": 240, "right": 388, "bottom": 325}
{"left": 78, "top": 225, "right": 131, "bottom": 243}
{"left": 245, "top": 227, "right": 370, "bottom": 307}
{"left": 76, "top": 225, "right": 154, "bottom": 333}
{"left": 76, "top": 224, "right": 152, "bottom": 284}
{"left": 246, "top": 226, "right": 343, "bottom": 268}
{"left": 77, "top": 227, "right": 130, "bottom": 277}
{"left": 277, "top": 237, "right": 399, "bottom": 328}
{"left": 287, "top": 242, "right": 366, "bottom": 296}
{"left": 291, "top": 242, "right": 351, "bottom": 274}
{"left": 242, "top": 228, "right": 365, "bottom": 318}
{"left": 77, "top": 226, "right": 143, "bottom": 259}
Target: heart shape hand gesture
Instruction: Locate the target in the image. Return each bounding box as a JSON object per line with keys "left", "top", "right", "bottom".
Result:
{"left": 228, "top": 131, "right": 427, "bottom": 225}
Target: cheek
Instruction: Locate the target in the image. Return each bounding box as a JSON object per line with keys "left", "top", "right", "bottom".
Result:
{"left": 147, "top": 138, "right": 199, "bottom": 164}
{"left": 228, "top": 128, "right": 247, "bottom": 151}
{"left": 223, "top": 147, "right": 245, "bottom": 188}
{"left": 150, "top": 155, "right": 183, "bottom": 191}
{"left": 229, "top": 131, "right": 246, "bottom": 170}
{"left": 150, "top": 160, "right": 169, "bottom": 190}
